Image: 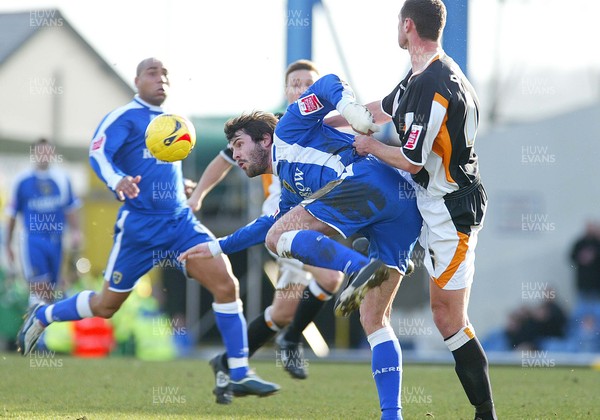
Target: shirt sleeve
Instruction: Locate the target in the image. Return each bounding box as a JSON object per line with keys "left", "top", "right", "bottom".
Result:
{"left": 400, "top": 73, "right": 448, "bottom": 166}
{"left": 292, "top": 74, "right": 357, "bottom": 122}
{"left": 382, "top": 71, "right": 411, "bottom": 118}
{"left": 218, "top": 215, "right": 275, "bottom": 254}
{"left": 89, "top": 114, "right": 130, "bottom": 191}
{"left": 5, "top": 178, "right": 22, "bottom": 218}
{"left": 381, "top": 84, "right": 401, "bottom": 118}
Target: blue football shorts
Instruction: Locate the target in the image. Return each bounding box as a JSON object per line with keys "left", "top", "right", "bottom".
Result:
{"left": 302, "top": 156, "right": 423, "bottom": 273}
{"left": 103, "top": 206, "right": 214, "bottom": 292}
{"left": 20, "top": 234, "right": 62, "bottom": 285}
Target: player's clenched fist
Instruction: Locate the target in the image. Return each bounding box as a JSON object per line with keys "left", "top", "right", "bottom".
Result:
{"left": 353, "top": 134, "right": 378, "bottom": 156}
{"left": 340, "top": 103, "right": 380, "bottom": 135}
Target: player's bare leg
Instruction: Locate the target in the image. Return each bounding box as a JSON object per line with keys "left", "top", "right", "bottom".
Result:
{"left": 185, "top": 253, "right": 238, "bottom": 303}
{"left": 89, "top": 281, "right": 131, "bottom": 318}
{"left": 271, "top": 284, "right": 304, "bottom": 326}
{"left": 265, "top": 205, "right": 338, "bottom": 251}
{"left": 430, "top": 284, "right": 497, "bottom": 419}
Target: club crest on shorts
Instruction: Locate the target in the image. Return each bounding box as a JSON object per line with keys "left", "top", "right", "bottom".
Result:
{"left": 112, "top": 271, "right": 122, "bottom": 285}
{"left": 298, "top": 93, "right": 324, "bottom": 115}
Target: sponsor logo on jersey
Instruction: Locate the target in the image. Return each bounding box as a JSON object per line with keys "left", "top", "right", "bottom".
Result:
{"left": 91, "top": 136, "right": 104, "bottom": 151}
{"left": 298, "top": 93, "right": 324, "bottom": 115}
{"left": 293, "top": 167, "right": 313, "bottom": 197}
{"left": 404, "top": 125, "right": 423, "bottom": 150}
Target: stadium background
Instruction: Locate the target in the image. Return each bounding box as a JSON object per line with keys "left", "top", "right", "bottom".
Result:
{"left": 0, "top": 0, "right": 599, "bottom": 364}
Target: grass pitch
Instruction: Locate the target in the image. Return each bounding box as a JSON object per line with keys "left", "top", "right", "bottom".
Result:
{"left": 1, "top": 352, "right": 599, "bottom": 419}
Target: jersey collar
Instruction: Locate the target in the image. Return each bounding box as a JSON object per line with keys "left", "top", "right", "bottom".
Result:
{"left": 409, "top": 48, "right": 444, "bottom": 82}
{"left": 134, "top": 95, "right": 164, "bottom": 113}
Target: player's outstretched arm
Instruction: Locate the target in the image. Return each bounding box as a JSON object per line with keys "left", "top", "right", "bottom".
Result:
{"left": 178, "top": 214, "right": 276, "bottom": 263}
{"left": 188, "top": 154, "right": 233, "bottom": 211}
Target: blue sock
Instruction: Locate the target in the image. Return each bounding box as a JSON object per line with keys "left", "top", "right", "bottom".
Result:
{"left": 213, "top": 300, "right": 249, "bottom": 381}
{"left": 368, "top": 327, "right": 403, "bottom": 420}
{"left": 35, "top": 291, "right": 95, "bottom": 327}
{"left": 286, "top": 230, "right": 370, "bottom": 275}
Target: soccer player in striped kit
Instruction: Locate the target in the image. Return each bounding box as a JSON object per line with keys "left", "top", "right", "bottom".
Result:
{"left": 351, "top": 1, "right": 497, "bottom": 418}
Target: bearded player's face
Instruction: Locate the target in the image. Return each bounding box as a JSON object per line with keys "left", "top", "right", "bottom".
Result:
{"left": 230, "top": 130, "right": 270, "bottom": 178}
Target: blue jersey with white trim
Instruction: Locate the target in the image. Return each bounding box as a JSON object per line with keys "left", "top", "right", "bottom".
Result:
{"left": 273, "top": 73, "right": 359, "bottom": 214}
{"left": 6, "top": 168, "right": 80, "bottom": 238}
{"left": 89, "top": 96, "right": 187, "bottom": 214}
{"left": 219, "top": 74, "right": 361, "bottom": 254}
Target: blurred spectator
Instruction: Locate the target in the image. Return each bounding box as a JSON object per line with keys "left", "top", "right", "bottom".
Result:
{"left": 505, "top": 297, "right": 567, "bottom": 350}
{"left": 570, "top": 220, "right": 600, "bottom": 302}
{"left": 483, "top": 296, "right": 567, "bottom": 351}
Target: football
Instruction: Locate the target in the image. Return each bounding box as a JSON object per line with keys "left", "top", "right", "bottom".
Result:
{"left": 145, "top": 114, "right": 196, "bottom": 162}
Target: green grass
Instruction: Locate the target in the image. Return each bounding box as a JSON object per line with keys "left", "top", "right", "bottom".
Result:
{"left": 1, "top": 352, "right": 599, "bottom": 419}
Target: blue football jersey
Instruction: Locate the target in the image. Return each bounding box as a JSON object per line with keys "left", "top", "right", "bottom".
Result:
{"left": 89, "top": 95, "right": 187, "bottom": 214}
{"left": 6, "top": 168, "right": 80, "bottom": 238}
{"left": 219, "top": 74, "right": 363, "bottom": 253}
{"left": 273, "top": 73, "right": 361, "bottom": 214}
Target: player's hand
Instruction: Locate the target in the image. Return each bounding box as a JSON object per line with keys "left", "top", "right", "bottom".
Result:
{"left": 341, "top": 103, "right": 381, "bottom": 135}
{"left": 177, "top": 242, "right": 213, "bottom": 262}
{"left": 183, "top": 178, "right": 197, "bottom": 199}
{"left": 187, "top": 197, "right": 202, "bottom": 212}
{"left": 115, "top": 175, "right": 142, "bottom": 201}
{"left": 353, "top": 134, "right": 377, "bottom": 156}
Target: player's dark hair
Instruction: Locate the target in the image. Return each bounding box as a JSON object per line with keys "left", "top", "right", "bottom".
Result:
{"left": 285, "top": 59, "right": 319, "bottom": 86}
{"left": 401, "top": 0, "right": 446, "bottom": 41}
{"left": 224, "top": 111, "right": 278, "bottom": 144}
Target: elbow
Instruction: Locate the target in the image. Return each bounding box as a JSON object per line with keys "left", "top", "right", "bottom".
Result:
{"left": 406, "top": 163, "right": 422, "bottom": 174}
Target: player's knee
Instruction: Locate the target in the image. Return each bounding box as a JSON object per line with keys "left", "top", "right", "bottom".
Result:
{"left": 315, "top": 270, "right": 344, "bottom": 293}
{"left": 265, "top": 228, "right": 280, "bottom": 254}
{"left": 358, "top": 306, "right": 386, "bottom": 333}
{"left": 211, "top": 276, "right": 239, "bottom": 301}
{"left": 431, "top": 301, "right": 464, "bottom": 337}
{"left": 269, "top": 308, "right": 293, "bottom": 327}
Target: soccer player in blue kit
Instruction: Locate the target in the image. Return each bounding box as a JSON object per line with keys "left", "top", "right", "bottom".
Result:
{"left": 179, "top": 74, "right": 423, "bottom": 420}
{"left": 16, "top": 57, "right": 279, "bottom": 399}
{"left": 6, "top": 138, "right": 81, "bottom": 305}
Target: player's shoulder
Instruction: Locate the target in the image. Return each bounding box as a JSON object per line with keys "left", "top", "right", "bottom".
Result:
{"left": 107, "top": 98, "right": 143, "bottom": 117}
{"left": 12, "top": 169, "right": 36, "bottom": 187}
{"left": 46, "top": 167, "right": 72, "bottom": 184}
{"left": 102, "top": 98, "right": 152, "bottom": 125}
